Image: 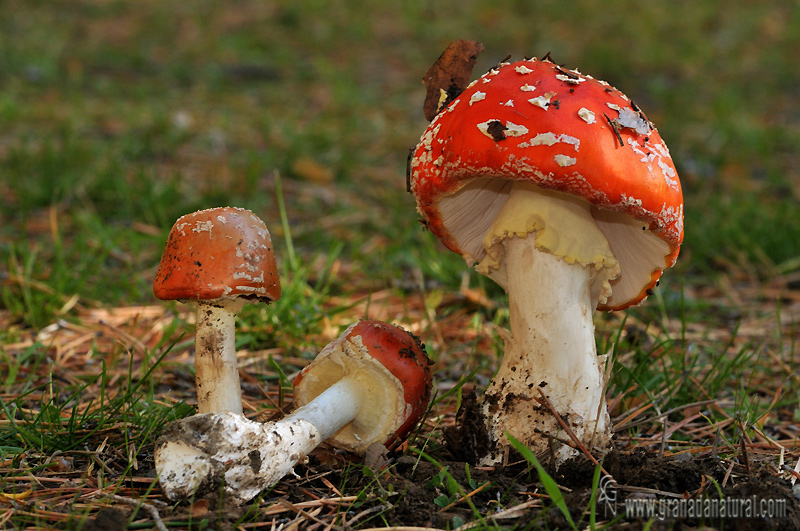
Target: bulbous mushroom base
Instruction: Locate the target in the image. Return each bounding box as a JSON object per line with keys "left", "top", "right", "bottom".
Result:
{"left": 480, "top": 379, "right": 612, "bottom": 466}
{"left": 155, "top": 412, "right": 320, "bottom": 505}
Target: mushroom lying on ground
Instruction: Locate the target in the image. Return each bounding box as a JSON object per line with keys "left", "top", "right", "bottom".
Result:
{"left": 410, "top": 55, "right": 683, "bottom": 464}
{"left": 153, "top": 207, "right": 281, "bottom": 414}
{"left": 155, "top": 320, "right": 433, "bottom": 504}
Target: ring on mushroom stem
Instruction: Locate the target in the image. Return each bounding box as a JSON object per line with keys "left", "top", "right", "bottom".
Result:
{"left": 154, "top": 320, "right": 433, "bottom": 504}
{"left": 410, "top": 52, "right": 683, "bottom": 465}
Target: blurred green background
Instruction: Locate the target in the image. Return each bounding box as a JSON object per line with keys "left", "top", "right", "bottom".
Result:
{"left": 1, "top": 0, "right": 799, "bottom": 330}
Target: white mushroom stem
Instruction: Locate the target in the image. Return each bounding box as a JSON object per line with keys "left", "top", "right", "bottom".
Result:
{"left": 481, "top": 236, "right": 611, "bottom": 464}
{"left": 476, "top": 183, "right": 615, "bottom": 465}
{"left": 157, "top": 322, "right": 430, "bottom": 504}
{"left": 155, "top": 376, "right": 365, "bottom": 504}
{"left": 194, "top": 298, "right": 246, "bottom": 415}
{"left": 283, "top": 376, "right": 363, "bottom": 441}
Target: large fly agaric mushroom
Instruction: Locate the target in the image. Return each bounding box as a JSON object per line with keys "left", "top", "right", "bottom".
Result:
{"left": 154, "top": 207, "right": 281, "bottom": 415}
{"left": 155, "top": 320, "right": 432, "bottom": 504}
{"left": 410, "top": 55, "right": 683, "bottom": 464}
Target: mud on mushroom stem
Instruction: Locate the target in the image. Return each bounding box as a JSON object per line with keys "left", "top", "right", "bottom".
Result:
{"left": 193, "top": 298, "right": 247, "bottom": 415}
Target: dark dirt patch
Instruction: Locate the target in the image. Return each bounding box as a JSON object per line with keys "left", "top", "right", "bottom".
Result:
{"left": 442, "top": 388, "right": 496, "bottom": 464}
{"left": 550, "top": 449, "right": 800, "bottom": 530}
{"left": 144, "top": 432, "right": 800, "bottom": 529}
{"left": 277, "top": 446, "right": 800, "bottom": 530}
{"left": 118, "top": 426, "right": 800, "bottom": 530}
{"left": 79, "top": 507, "right": 128, "bottom": 531}
{"left": 432, "top": 389, "right": 800, "bottom": 529}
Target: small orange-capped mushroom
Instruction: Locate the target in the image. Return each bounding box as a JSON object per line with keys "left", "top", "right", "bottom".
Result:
{"left": 153, "top": 207, "right": 280, "bottom": 415}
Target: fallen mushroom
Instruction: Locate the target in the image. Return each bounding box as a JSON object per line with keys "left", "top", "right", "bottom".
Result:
{"left": 153, "top": 207, "right": 281, "bottom": 414}
{"left": 155, "top": 320, "right": 433, "bottom": 504}
{"left": 410, "top": 55, "right": 683, "bottom": 464}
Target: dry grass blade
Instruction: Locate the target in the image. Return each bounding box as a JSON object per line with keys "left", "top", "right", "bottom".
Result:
{"left": 260, "top": 496, "right": 359, "bottom": 517}
{"left": 614, "top": 399, "right": 717, "bottom": 430}
{"left": 455, "top": 500, "right": 543, "bottom": 529}
{"left": 436, "top": 481, "right": 490, "bottom": 512}
{"left": 358, "top": 528, "right": 447, "bottom": 531}
{"left": 534, "top": 388, "right": 612, "bottom": 477}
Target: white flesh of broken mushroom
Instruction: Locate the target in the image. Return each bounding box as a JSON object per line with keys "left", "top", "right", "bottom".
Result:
{"left": 155, "top": 413, "right": 321, "bottom": 504}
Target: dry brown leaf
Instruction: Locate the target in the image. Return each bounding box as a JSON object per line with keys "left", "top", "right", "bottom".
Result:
{"left": 422, "top": 40, "right": 484, "bottom": 121}
{"left": 190, "top": 499, "right": 209, "bottom": 517}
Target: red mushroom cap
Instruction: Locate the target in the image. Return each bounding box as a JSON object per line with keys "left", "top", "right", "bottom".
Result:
{"left": 347, "top": 320, "right": 433, "bottom": 445}
{"left": 293, "top": 320, "right": 433, "bottom": 451}
{"left": 153, "top": 207, "right": 281, "bottom": 303}
{"left": 411, "top": 58, "right": 683, "bottom": 310}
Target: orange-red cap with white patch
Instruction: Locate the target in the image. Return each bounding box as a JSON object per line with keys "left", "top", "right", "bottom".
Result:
{"left": 153, "top": 207, "right": 281, "bottom": 303}
{"left": 410, "top": 58, "right": 683, "bottom": 310}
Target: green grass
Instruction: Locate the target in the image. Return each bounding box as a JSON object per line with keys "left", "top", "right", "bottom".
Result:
{"left": 0, "top": 344, "right": 189, "bottom": 453}
{"left": 1, "top": 1, "right": 798, "bottom": 328}
{"left": 1, "top": 0, "right": 799, "bottom": 529}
